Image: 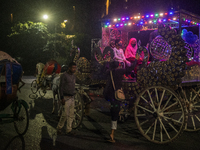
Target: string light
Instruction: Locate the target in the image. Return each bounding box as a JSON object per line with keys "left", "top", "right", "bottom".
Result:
{"left": 160, "top": 13, "right": 163, "bottom": 16}
{"left": 114, "top": 18, "right": 117, "bottom": 22}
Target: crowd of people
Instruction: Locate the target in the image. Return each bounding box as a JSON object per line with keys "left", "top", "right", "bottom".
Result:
{"left": 35, "top": 38, "right": 143, "bottom": 143}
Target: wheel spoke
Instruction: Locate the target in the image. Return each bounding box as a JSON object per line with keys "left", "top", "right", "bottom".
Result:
{"left": 191, "top": 88, "right": 200, "bottom": 101}
{"left": 136, "top": 114, "right": 146, "bottom": 117}
{"left": 155, "top": 88, "right": 159, "bottom": 103}
{"left": 163, "top": 111, "right": 182, "bottom": 115}
{"left": 195, "top": 115, "right": 200, "bottom": 122}
{"left": 158, "top": 90, "right": 165, "bottom": 110}
{"left": 163, "top": 118, "right": 178, "bottom": 132}
{"left": 159, "top": 118, "right": 171, "bottom": 140}
{"left": 145, "top": 120, "right": 155, "bottom": 135}
{"left": 147, "top": 90, "right": 156, "bottom": 111}
{"left": 140, "top": 119, "right": 149, "bottom": 126}
{"left": 152, "top": 119, "right": 157, "bottom": 140}
{"left": 162, "top": 102, "right": 178, "bottom": 112}
{"left": 191, "top": 115, "right": 196, "bottom": 130}
{"left": 75, "top": 112, "right": 81, "bottom": 118}
{"left": 160, "top": 121, "right": 163, "bottom": 142}
{"left": 141, "top": 96, "right": 154, "bottom": 109}
{"left": 162, "top": 115, "right": 182, "bottom": 124}
{"left": 137, "top": 105, "right": 154, "bottom": 114}
{"left": 161, "top": 94, "right": 173, "bottom": 111}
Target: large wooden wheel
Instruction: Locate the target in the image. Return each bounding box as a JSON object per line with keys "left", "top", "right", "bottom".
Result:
{"left": 183, "top": 86, "right": 200, "bottom": 131}
{"left": 72, "top": 92, "right": 84, "bottom": 129}
{"left": 134, "top": 86, "right": 187, "bottom": 144}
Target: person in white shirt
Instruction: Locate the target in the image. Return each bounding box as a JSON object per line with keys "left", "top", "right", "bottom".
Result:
{"left": 113, "top": 39, "right": 130, "bottom": 68}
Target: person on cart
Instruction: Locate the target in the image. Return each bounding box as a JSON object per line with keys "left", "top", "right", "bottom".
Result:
{"left": 57, "top": 62, "right": 77, "bottom": 135}
{"left": 103, "top": 53, "right": 139, "bottom": 143}
{"left": 125, "top": 38, "right": 144, "bottom": 78}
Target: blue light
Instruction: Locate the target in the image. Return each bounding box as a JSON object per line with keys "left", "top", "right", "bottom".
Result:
{"left": 126, "top": 17, "right": 129, "bottom": 20}
{"left": 146, "top": 15, "right": 149, "bottom": 18}
{"left": 188, "top": 20, "right": 191, "bottom": 23}
{"left": 163, "top": 19, "right": 166, "bottom": 22}
{"left": 169, "top": 12, "right": 173, "bottom": 15}
{"left": 106, "top": 22, "right": 110, "bottom": 25}
{"left": 116, "top": 24, "right": 119, "bottom": 27}
{"left": 140, "top": 22, "right": 143, "bottom": 24}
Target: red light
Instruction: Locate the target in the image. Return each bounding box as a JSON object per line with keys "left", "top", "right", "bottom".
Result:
{"left": 133, "top": 23, "right": 135, "bottom": 25}
{"left": 145, "top": 21, "right": 147, "bottom": 24}
{"left": 130, "top": 17, "right": 133, "bottom": 19}
{"left": 168, "top": 19, "right": 171, "bottom": 21}
{"left": 165, "top": 13, "right": 168, "bottom": 15}
{"left": 113, "top": 25, "right": 115, "bottom": 27}
{"left": 142, "top": 16, "right": 145, "bottom": 18}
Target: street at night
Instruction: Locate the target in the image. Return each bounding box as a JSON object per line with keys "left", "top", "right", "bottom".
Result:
{"left": 0, "top": 77, "right": 200, "bottom": 150}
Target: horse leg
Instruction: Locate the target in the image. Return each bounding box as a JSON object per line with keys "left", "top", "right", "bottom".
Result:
{"left": 52, "top": 91, "right": 56, "bottom": 114}
{"left": 57, "top": 89, "right": 62, "bottom": 117}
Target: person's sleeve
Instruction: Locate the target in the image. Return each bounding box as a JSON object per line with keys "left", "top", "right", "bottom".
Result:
{"left": 59, "top": 74, "right": 64, "bottom": 99}
{"left": 113, "top": 49, "right": 123, "bottom": 61}
{"left": 121, "top": 49, "right": 126, "bottom": 61}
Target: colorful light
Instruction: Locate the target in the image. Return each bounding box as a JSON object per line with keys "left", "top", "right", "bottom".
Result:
{"left": 153, "top": 20, "right": 157, "bottom": 23}
{"left": 116, "top": 24, "right": 119, "bottom": 27}
{"left": 149, "top": 20, "right": 152, "bottom": 23}
{"left": 130, "top": 17, "right": 133, "bottom": 19}
{"left": 146, "top": 15, "right": 149, "bottom": 18}
{"left": 114, "top": 18, "right": 117, "bottom": 22}
{"left": 186, "top": 20, "right": 188, "bottom": 22}
{"left": 118, "top": 18, "right": 121, "bottom": 21}
{"left": 138, "top": 16, "right": 140, "bottom": 19}
{"left": 160, "top": 13, "right": 163, "bottom": 16}
{"left": 163, "top": 19, "right": 166, "bottom": 22}
{"left": 124, "top": 23, "right": 127, "bottom": 26}
{"left": 128, "top": 22, "right": 132, "bottom": 25}
{"left": 140, "top": 22, "right": 143, "bottom": 24}
{"left": 106, "top": 22, "right": 110, "bottom": 25}
{"left": 122, "top": 18, "right": 125, "bottom": 21}
{"left": 142, "top": 16, "right": 145, "bottom": 18}
{"left": 169, "top": 12, "right": 173, "bottom": 15}
{"left": 126, "top": 17, "right": 129, "bottom": 20}
{"left": 158, "top": 19, "right": 162, "bottom": 22}
{"left": 165, "top": 13, "right": 168, "bottom": 15}
{"left": 151, "top": 14, "right": 154, "bottom": 17}
{"left": 197, "top": 23, "right": 199, "bottom": 25}
{"left": 120, "top": 23, "right": 123, "bottom": 26}
{"left": 134, "top": 16, "right": 137, "bottom": 19}
{"left": 109, "top": 25, "right": 112, "bottom": 27}
{"left": 105, "top": 25, "right": 108, "bottom": 28}
{"left": 155, "top": 13, "right": 159, "bottom": 17}
{"left": 173, "top": 17, "right": 176, "bottom": 20}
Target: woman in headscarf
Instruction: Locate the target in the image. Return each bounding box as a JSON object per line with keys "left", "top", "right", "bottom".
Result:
{"left": 125, "top": 38, "right": 144, "bottom": 78}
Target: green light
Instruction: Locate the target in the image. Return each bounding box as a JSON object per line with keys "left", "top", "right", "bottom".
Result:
{"left": 124, "top": 23, "right": 127, "bottom": 26}
{"left": 155, "top": 13, "right": 159, "bottom": 17}
{"left": 183, "top": 18, "right": 185, "bottom": 21}
{"left": 105, "top": 25, "right": 108, "bottom": 28}
{"left": 195, "top": 22, "right": 197, "bottom": 25}
{"left": 118, "top": 18, "right": 121, "bottom": 21}
{"left": 154, "top": 20, "right": 157, "bottom": 23}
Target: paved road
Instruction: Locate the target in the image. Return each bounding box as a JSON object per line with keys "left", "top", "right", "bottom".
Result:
{"left": 0, "top": 77, "right": 200, "bottom": 150}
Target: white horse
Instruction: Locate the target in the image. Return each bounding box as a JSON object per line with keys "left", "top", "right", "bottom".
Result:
{"left": 51, "top": 74, "right": 62, "bottom": 116}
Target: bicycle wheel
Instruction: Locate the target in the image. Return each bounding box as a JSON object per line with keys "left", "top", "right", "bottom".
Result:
{"left": 13, "top": 101, "right": 29, "bottom": 135}
{"left": 39, "top": 88, "right": 47, "bottom": 97}
{"left": 31, "top": 80, "right": 38, "bottom": 94}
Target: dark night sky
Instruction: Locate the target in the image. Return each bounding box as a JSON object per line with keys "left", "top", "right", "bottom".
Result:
{"left": 1, "top": 0, "right": 200, "bottom": 36}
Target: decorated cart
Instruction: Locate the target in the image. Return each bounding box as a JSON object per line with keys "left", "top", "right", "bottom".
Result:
{"left": 68, "top": 9, "right": 200, "bottom": 144}
{"left": 31, "top": 60, "right": 61, "bottom": 97}
{"left": 0, "top": 51, "right": 29, "bottom": 135}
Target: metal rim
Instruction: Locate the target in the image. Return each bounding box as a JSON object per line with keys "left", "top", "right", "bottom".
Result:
{"left": 14, "top": 102, "right": 29, "bottom": 135}
{"left": 31, "top": 80, "right": 38, "bottom": 94}
{"left": 39, "top": 88, "right": 46, "bottom": 97}
{"left": 134, "top": 86, "right": 187, "bottom": 144}
{"left": 184, "top": 86, "right": 200, "bottom": 131}
{"left": 72, "top": 93, "right": 83, "bottom": 129}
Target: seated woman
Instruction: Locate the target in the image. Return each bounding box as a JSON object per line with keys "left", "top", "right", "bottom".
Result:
{"left": 125, "top": 38, "right": 144, "bottom": 78}
{"left": 113, "top": 39, "right": 130, "bottom": 68}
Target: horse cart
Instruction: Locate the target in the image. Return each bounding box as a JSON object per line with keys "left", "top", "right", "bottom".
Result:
{"left": 69, "top": 9, "right": 200, "bottom": 144}
{"left": 0, "top": 51, "right": 29, "bottom": 135}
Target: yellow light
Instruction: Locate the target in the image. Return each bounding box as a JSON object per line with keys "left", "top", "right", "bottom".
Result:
{"left": 134, "top": 16, "right": 137, "bottom": 19}
{"left": 173, "top": 17, "right": 176, "bottom": 20}
{"left": 160, "top": 13, "right": 163, "bottom": 16}
{"left": 109, "top": 25, "right": 112, "bottom": 27}
{"left": 138, "top": 16, "right": 140, "bottom": 19}
{"left": 64, "top": 20, "right": 68, "bottom": 23}
{"left": 128, "top": 22, "right": 131, "bottom": 25}
{"left": 149, "top": 20, "right": 152, "bottom": 24}
{"left": 114, "top": 18, "right": 117, "bottom": 22}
